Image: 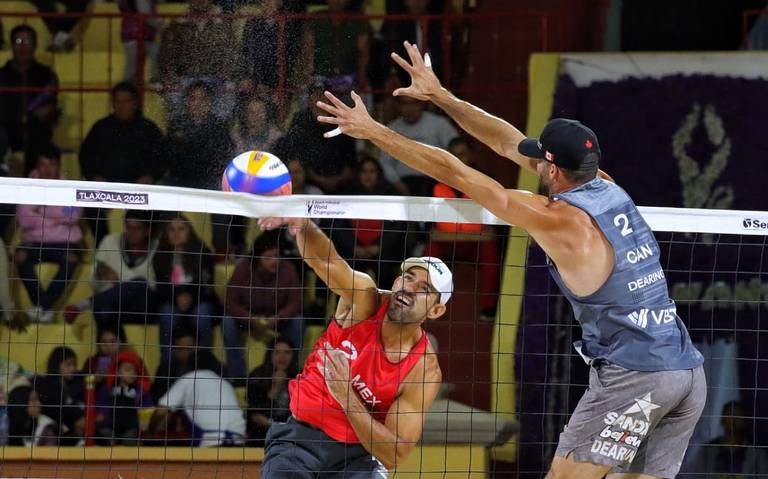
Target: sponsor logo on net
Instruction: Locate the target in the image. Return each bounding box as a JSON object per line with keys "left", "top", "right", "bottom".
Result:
{"left": 591, "top": 393, "right": 660, "bottom": 463}
{"left": 306, "top": 200, "right": 347, "bottom": 217}
{"left": 742, "top": 218, "right": 768, "bottom": 230}
{"left": 75, "top": 189, "right": 148, "bottom": 205}
{"left": 627, "top": 306, "right": 676, "bottom": 329}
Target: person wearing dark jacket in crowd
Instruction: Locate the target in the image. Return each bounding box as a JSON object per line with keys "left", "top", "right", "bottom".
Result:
{"left": 246, "top": 338, "right": 299, "bottom": 446}
{"left": 222, "top": 230, "right": 301, "bottom": 381}
{"left": 276, "top": 84, "right": 355, "bottom": 194}
{"left": 79, "top": 82, "right": 164, "bottom": 243}
{"left": 7, "top": 385, "right": 59, "bottom": 446}
{"left": 164, "top": 80, "right": 234, "bottom": 190}
{"left": 153, "top": 213, "right": 216, "bottom": 364}
{"left": 80, "top": 82, "right": 164, "bottom": 184}
{"left": 0, "top": 25, "right": 59, "bottom": 155}
{"left": 34, "top": 346, "right": 86, "bottom": 446}
{"left": 150, "top": 327, "right": 226, "bottom": 404}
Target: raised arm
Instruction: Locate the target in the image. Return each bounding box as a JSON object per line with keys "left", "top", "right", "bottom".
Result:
{"left": 391, "top": 41, "right": 537, "bottom": 173}
{"left": 258, "top": 218, "right": 377, "bottom": 321}
{"left": 391, "top": 41, "right": 615, "bottom": 183}
{"left": 316, "top": 92, "right": 559, "bottom": 233}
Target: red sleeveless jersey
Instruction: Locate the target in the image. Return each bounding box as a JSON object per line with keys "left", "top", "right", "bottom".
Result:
{"left": 289, "top": 299, "right": 429, "bottom": 443}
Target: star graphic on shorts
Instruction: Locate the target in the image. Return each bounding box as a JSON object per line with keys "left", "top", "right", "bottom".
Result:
{"left": 623, "top": 393, "right": 661, "bottom": 421}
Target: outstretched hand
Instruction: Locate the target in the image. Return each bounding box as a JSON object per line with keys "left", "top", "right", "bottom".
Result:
{"left": 316, "top": 90, "right": 379, "bottom": 140}
{"left": 258, "top": 217, "right": 307, "bottom": 235}
{"left": 390, "top": 41, "right": 442, "bottom": 100}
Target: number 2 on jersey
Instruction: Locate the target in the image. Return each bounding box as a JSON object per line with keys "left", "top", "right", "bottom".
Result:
{"left": 613, "top": 213, "right": 634, "bottom": 236}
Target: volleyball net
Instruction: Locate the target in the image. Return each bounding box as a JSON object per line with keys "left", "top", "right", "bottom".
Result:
{"left": 0, "top": 176, "right": 766, "bottom": 478}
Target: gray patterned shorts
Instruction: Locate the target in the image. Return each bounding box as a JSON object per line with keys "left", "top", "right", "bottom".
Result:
{"left": 555, "top": 362, "right": 706, "bottom": 478}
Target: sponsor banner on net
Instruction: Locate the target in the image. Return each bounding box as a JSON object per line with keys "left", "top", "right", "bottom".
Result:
{"left": 306, "top": 199, "right": 347, "bottom": 218}
{"left": 742, "top": 218, "right": 768, "bottom": 231}
{"left": 75, "top": 189, "right": 149, "bottom": 206}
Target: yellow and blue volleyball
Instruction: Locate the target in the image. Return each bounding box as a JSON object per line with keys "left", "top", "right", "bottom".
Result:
{"left": 221, "top": 150, "right": 292, "bottom": 196}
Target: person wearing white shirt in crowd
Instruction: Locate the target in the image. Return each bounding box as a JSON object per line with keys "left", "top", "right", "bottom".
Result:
{"left": 65, "top": 210, "right": 158, "bottom": 328}
{"left": 379, "top": 95, "right": 458, "bottom": 196}
{"left": 156, "top": 368, "right": 246, "bottom": 447}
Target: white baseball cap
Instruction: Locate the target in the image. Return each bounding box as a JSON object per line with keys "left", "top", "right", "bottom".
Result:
{"left": 400, "top": 256, "right": 453, "bottom": 304}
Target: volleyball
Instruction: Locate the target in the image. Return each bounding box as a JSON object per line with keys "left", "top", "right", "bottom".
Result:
{"left": 221, "top": 150, "right": 292, "bottom": 196}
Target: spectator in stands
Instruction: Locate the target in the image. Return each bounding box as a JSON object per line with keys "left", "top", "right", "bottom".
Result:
{"left": 15, "top": 144, "right": 81, "bottom": 323}
{"left": 154, "top": 366, "right": 246, "bottom": 447}
{"left": 64, "top": 210, "right": 158, "bottom": 329}
{"left": 29, "top": 0, "right": 91, "bottom": 52}
{"left": 148, "top": 327, "right": 240, "bottom": 447}
{"left": 95, "top": 350, "right": 152, "bottom": 446}
{"left": 164, "top": 82, "right": 236, "bottom": 253}
{"left": 0, "top": 25, "right": 59, "bottom": 154}
{"left": 379, "top": 0, "right": 444, "bottom": 87}
{"left": 245, "top": 338, "right": 298, "bottom": 446}
{"left": 222, "top": 230, "right": 301, "bottom": 381}
{"left": 35, "top": 346, "right": 85, "bottom": 446}
{"left": 238, "top": 0, "right": 304, "bottom": 92}
{"left": 150, "top": 327, "right": 225, "bottom": 403}
{"left": 158, "top": 0, "right": 237, "bottom": 121}
{"left": 286, "top": 157, "right": 323, "bottom": 196}
{"left": 153, "top": 213, "right": 216, "bottom": 365}
{"left": 80, "top": 324, "right": 127, "bottom": 388}
{"left": 683, "top": 400, "right": 768, "bottom": 477}
{"left": 303, "top": 0, "right": 371, "bottom": 91}
{"left": 80, "top": 82, "right": 164, "bottom": 184}
{"left": 276, "top": 84, "right": 355, "bottom": 193}
{"left": 119, "top": 0, "right": 163, "bottom": 83}
{"left": 230, "top": 96, "right": 283, "bottom": 153}
{"left": 330, "top": 156, "right": 410, "bottom": 285}
{"left": 424, "top": 137, "right": 499, "bottom": 320}
{"left": 379, "top": 95, "right": 458, "bottom": 195}
{"left": 165, "top": 81, "right": 233, "bottom": 190}
{"left": 7, "top": 385, "right": 58, "bottom": 446}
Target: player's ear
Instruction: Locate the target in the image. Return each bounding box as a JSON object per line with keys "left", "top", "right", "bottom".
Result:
{"left": 427, "top": 303, "right": 447, "bottom": 320}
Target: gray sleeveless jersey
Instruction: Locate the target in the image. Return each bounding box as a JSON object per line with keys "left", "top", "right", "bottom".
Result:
{"left": 549, "top": 178, "right": 703, "bottom": 371}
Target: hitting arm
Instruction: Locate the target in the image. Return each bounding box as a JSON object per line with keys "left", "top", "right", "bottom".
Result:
{"left": 260, "top": 219, "right": 376, "bottom": 320}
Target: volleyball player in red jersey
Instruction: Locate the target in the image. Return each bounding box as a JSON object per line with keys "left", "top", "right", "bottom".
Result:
{"left": 257, "top": 216, "right": 453, "bottom": 477}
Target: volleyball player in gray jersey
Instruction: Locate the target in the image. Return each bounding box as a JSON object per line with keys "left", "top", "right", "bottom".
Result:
{"left": 315, "top": 41, "right": 706, "bottom": 479}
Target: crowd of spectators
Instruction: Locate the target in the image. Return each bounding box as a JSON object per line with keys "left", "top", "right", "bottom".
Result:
{"left": 0, "top": 0, "right": 499, "bottom": 448}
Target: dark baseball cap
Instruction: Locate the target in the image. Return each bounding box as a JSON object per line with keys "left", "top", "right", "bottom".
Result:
{"left": 518, "top": 118, "right": 601, "bottom": 172}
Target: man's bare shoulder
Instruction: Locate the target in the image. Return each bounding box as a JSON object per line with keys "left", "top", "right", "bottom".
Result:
{"left": 402, "top": 341, "right": 442, "bottom": 387}
{"left": 335, "top": 287, "right": 382, "bottom": 328}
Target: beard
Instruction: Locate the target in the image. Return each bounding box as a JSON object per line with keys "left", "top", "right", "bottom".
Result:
{"left": 387, "top": 292, "right": 425, "bottom": 325}
{"left": 539, "top": 171, "right": 554, "bottom": 197}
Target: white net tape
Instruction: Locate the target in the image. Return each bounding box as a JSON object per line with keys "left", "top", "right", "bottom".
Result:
{"left": 2, "top": 177, "right": 767, "bottom": 235}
